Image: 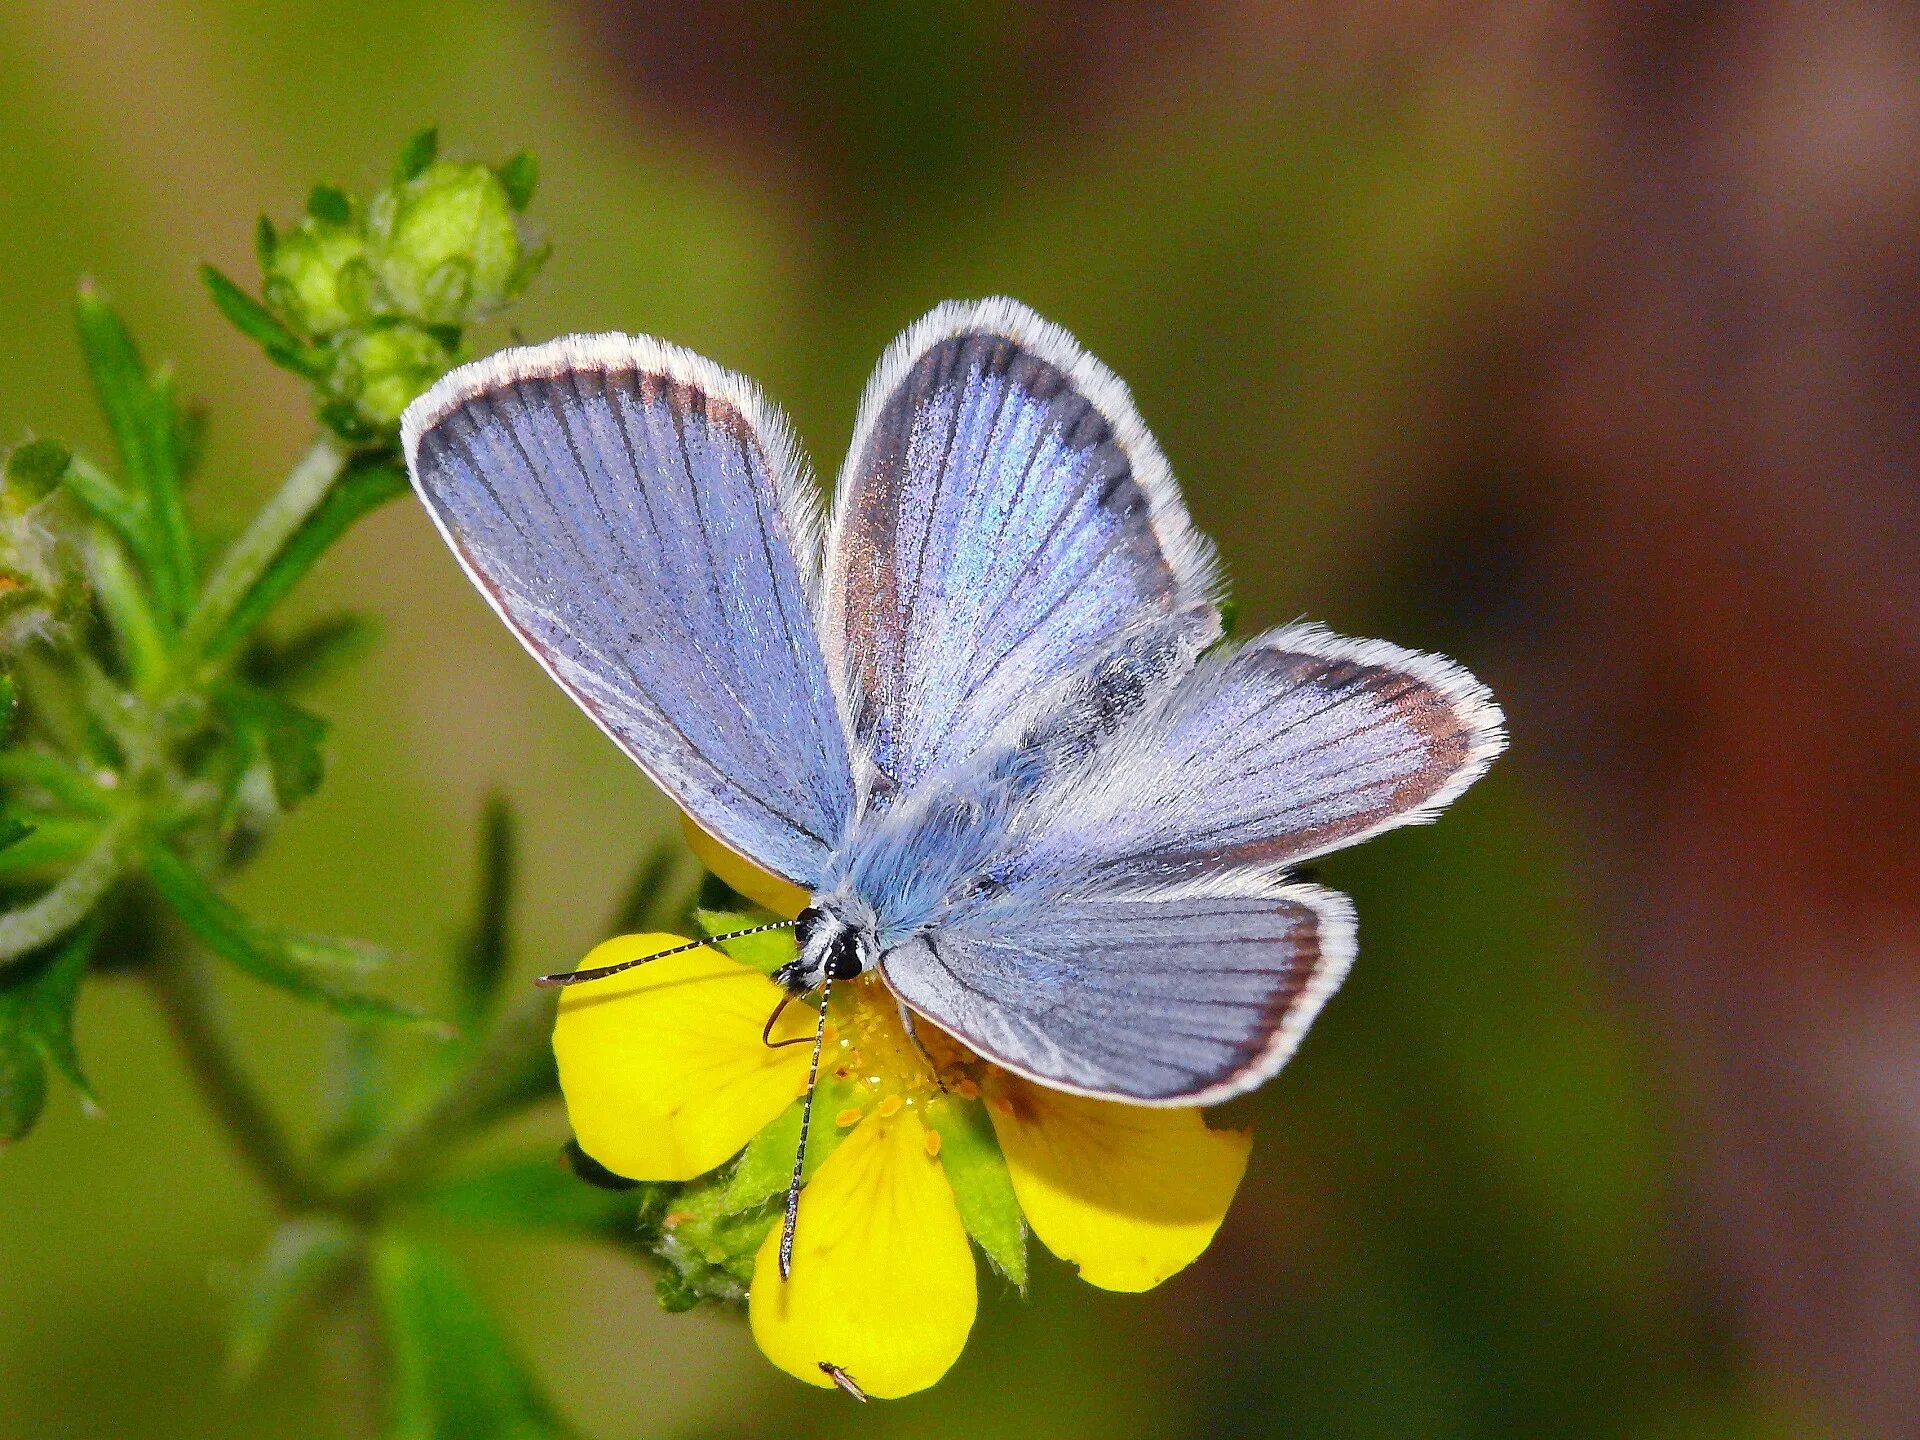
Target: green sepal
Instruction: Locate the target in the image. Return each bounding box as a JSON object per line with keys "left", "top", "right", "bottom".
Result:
{"left": 495, "top": 152, "right": 538, "bottom": 212}
{"left": 199, "top": 458, "right": 407, "bottom": 661}
{"left": 693, "top": 906, "right": 795, "bottom": 975}
{"left": 721, "top": 1076, "right": 859, "bottom": 1213}
{"left": 142, "top": 840, "right": 429, "bottom": 1025}
{"left": 925, "top": 1092, "right": 1028, "bottom": 1287}
{"left": 650, "top": 1176, "right": 777, "bottom": 1309}
{"left": 5, "top": 439, "right": 71, "bottom": 507}
{"left": 226, "top": 1216, "right": 361, "bottom": 1382}
{"left": 394, "top": 126, "right": 439, "bottom": 185}
{"left": 372, "top": 1231, "right": 580, "bottom": 1440}
{"left": 201, "top": 265, "right": 329, "bottom": 380}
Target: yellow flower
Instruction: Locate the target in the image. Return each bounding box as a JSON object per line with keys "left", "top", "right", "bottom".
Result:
{"left": 554, "top": 920, "right": 1252, "bottom": 1398}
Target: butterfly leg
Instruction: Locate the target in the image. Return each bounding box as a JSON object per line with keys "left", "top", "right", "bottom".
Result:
{"left": 895, "top": 998, "right": 949, "bottom": 1092}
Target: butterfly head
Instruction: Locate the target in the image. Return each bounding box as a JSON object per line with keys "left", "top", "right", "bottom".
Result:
{"left": 777, "top": 903, "right": 876, "bottom": 996}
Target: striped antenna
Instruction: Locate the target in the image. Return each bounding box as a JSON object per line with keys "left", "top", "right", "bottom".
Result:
{"left": 534, "top": 920, "right": 796, "bottom": 988}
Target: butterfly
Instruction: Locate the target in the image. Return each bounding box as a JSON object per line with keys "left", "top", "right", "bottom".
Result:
{"left": 401, "top": 298, "right": 1505, "bottom": 1270}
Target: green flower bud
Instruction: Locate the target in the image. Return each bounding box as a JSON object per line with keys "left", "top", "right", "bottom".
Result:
{"left": 264, "top": 219, "right": 370, "bottom": 337}
{"left": 366, "top": 161, "right": 523, "bottom": 327}
{"left": 328, "top": 324, "right": 454, "bottom": 427}
{"left": 0, "top": 501, "right": 83, "bottom": 652}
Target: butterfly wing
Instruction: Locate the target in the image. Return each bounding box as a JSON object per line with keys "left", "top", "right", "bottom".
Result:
{"left": 880, "top": 879, "right": 1353, "bottom": 1105}
{"left": 822, "top": 299, "right": 1220, "bottom": 802}
{"left": 880, "top": 625, "right": 1503, "bottom": 1103}
{"left": 1008, "top": 624, "right": 1508, "bottom": 892}
{"left": 402, "top": 335, "right": 854, "bottom": 888}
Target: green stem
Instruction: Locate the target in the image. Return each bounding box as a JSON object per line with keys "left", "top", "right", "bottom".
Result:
{"left": 145, "top": 949, "right": 328, "bottom": 1214}
{"left": 0, "top": 812, "right": 130, "bottom": 962}
{"left": 179, "top": 438, "right": 345, "bottom": 665}
{"left": 335, "top": 986, "right": 558, "bottom": 1201}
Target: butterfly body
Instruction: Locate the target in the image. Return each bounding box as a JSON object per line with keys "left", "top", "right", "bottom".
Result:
{"left": 402, "top": 299, "right": 1504, "bottom": 1110}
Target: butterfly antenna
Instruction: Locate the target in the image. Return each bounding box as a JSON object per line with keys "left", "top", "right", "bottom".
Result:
{"left": 779, "top": 975, "right": 833, "bottom": 1281}
{"left": 534, "top": 920, "right": 796, "bottom": 988}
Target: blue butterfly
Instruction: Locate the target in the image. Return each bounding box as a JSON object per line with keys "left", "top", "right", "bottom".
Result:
{"left": 402, "top": 299, "right": 1504, "bottom": 1262}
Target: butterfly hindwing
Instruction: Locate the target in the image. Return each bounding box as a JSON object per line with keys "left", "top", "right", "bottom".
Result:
{"left": 403, "top": 335, "right": 854, "bottom": 889}
{"left": 880, "top": 879, "right": 1354, "bottom": 1105}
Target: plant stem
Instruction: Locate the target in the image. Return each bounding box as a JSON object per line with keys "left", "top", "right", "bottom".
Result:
{"left": 335, "top": 986, "right": 559, "bottom": 1201}
{"left": 179, "top": 437, "right": 345, "bottom": 664}
{"left": 146, "top": 948, "right": 327, "bottom": 1214}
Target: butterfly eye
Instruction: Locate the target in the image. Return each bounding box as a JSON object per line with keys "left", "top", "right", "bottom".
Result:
{"left": 794, "top": 906, "right": 825, "bottom": 950}
{"left": 824, "top": 932, "right": 863, "bottom": 982}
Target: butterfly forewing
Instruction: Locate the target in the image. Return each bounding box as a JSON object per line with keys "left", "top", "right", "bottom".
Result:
{"left": 402, "top": 336, "right": 854, "bottom": 889}
{"left": 823, "top": 300, "right": 1220, "bottom": 801}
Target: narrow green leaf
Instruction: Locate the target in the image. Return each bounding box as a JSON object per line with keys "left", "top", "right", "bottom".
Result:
{"left": 0, "top": 815, "right": 28, "bottom": 857}
{"left": 61, "top": 455, "right": 152, "bottom": 573}
{"left": 925, "top": 1094, "right": 1027, "bottom": 1286}
{"left": 372, "top": 1232, "right": 580, "bottom": 1440}
{"left": 604, "top": 842, "right": 693, "bottom": 936}
{"left": 142, "top": 841, "right": 426, "bottom": 1024}
{"left": 394, "top": 126, "right": 439, "bottom": 184}
{"left": 0, "top": 1033, "right": 46, "bottom": 1142}
{"left": 75, "top": 286, "right": 194, "bottom": 620}
{"left": 5, "top": 440, "right": 71, "bottom": 505}
{"left": 213, "top": 681, "right": 329, "bottom": 808}
{"left": 421, "top": 1152, "right": 667, "bottom": 1242}
{"left": 201, "top": 266, "right": 328, "bottom": 379}
{"left": 17, "top": 917, "right": 95, "bottom": 1099}
{"left": 0, "top": 674, "right": 13, "bottom": 740}
{"left": 495, "top": 152, "right": 538, "bottom": 211}
{"left": 227, "top": 1217, "right": 361, "bottom": 1382}
{"left": 85, "top": 527, "right": 169, "bottom": 691}
{"left": 693, "top": 906, "right": 795, "bottom": 975}
{"left": 0, "top": 816, "right": 127, "bottom": 962}
{"left": 254, "top": 214, "right": 279, "bottom": 269}
{"left": 200, "top": 459, "right": 407, "bottom": 661}
{"left": 306, "top": 184, "right": 352, "bottom": 226}
{"left": 0, "top": 817, "right": 100, "bottom": 880}
{"left": 453, "top": 797, "right": 514, "bottom": 1029}
{"left": 240, "top": 614, "right": 379, "bottom": 693}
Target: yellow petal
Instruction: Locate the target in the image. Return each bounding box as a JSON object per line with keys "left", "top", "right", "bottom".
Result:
{"left": 679, "top": 811, "right": 811, "bottom": 919}
{"left": 986, "top": 1077, "right": 1251, "bottom": 1292}
{"left": 750, "top": 1108, "right": 976, "bottom": 1398}
{"left": 553, "top": 933, "right": 813, "bottom": 1181}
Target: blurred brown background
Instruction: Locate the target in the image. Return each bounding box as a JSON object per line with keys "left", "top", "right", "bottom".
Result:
{"left": 2, "top": 2, "right": 1915, "bottom": 1436}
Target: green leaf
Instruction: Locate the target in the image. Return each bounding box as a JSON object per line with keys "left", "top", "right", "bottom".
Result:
{"left": 925, "top": 1093, "right": 1027, "bottom": 1286}
{"left": 61, "top": 456, "right": 151, "bottom": 570}
{"left": 453, "top": 797, "right": 514, "bottom": 1029}
{"left": 213, "top": 681, "right": 329, "bottom": 809}
{"left": 254, "top": 214, "right": 279, "bottom": 269}
{"left": 240, "top": 614, "right": 379, "bottom": 692}
{"left": 5, "top": 439, "right": 71, "bottom": 506}
{"left": 142, "top": 841, "right": 427, "bottom": 1024}
{"left": 0, "top": 918, "right": 100, "bottom": 1139}
{"left": 604, "top": 841, "right": 693, "bottom": 936}
{"left": 0, "top": 673, "right": 14, "bottom": 740}
{"left": 306, "top": 184, "right": 352, "bottom": 226}
{"left": 75, "top": 284, "right": 195, "bottom": 621}
{"left": 0, "top": 1033, "right": 45, "bottom": 1142}
{"left": 394, "top": 126, "right": 439, "bottom": 185}
{"left": 200, "top": 459, "right": 408, "bottom": 661}
{"left": 693, "top": 906, "right": 795, "bottom": 975}
{"left": 372, "top": 1231, "right": 579, "bottom": 1440}
{"left": 495, "top": 152, "right": 538, "bottom": 212}
{"left": 0, "top": 817, "right": 99, "bottom": 881}
{"left": 226, "top": 1217, "right": 360, "bottom": 1382}
{"left": 421, "top": 1152, "right": 667, "bottom": 1243}
{"left": 201, "top": 265, "right": 328, "bottom": 380}
{"left": 85, "top": 527, "right": 169, "bottom": 690}
{"left": 0, "top": 814, "right": 32, "bottom": 855}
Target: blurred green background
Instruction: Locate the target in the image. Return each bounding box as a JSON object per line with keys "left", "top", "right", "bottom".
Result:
{"left": 5, "top": 2, "right": 1917, "bottom": 1437}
